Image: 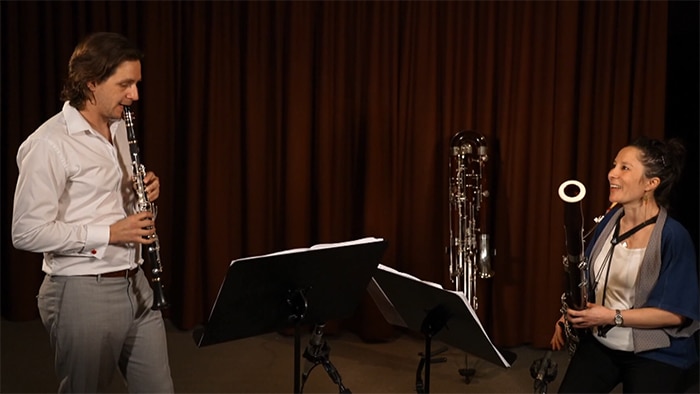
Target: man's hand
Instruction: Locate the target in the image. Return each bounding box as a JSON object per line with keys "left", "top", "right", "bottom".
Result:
{"left": 143, "top": 171, "right": 160, "bottom": 201}
{"left": 109, "top": 211, "right": 156, "bottom": 244}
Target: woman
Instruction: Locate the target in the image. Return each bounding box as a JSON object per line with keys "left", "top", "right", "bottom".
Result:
{"left": 551, "top": 137, "right": 699, "bottom": 393}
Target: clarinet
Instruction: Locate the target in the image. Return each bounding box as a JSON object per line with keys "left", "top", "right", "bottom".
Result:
{"left": 123, "top": 106, "right": 169, "bottom": 310}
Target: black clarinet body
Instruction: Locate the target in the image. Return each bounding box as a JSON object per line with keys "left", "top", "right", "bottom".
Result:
{"left": 123, "top": 106, "right": 169, "bottom": 310}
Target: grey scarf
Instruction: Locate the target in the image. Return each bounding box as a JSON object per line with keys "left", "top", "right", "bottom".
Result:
{"left": 588, "top": 206, "right": 699, "bottom": 353}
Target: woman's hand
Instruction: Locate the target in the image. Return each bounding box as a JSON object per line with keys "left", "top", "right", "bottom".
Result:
{"left": 566, "top": 302, "right": 614, "bottom": 328}
{"left": 551, "top": 316, "right": 566, "bottom": 350}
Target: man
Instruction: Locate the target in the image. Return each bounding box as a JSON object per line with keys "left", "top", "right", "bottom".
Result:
{"left": 12, "top": 32, "right": 174, "bottom": 393}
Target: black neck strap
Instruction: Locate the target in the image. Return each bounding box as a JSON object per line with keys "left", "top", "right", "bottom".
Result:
{"left": 611, "top": 212, "right": 659, "bottom": 246}
{"left": 598, "top": 211, "right": 659, "bottom": 313}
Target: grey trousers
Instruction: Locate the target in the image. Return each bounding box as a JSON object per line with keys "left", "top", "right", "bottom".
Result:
{"left": 38, "top": 268, "right": 174, "bottom": 393}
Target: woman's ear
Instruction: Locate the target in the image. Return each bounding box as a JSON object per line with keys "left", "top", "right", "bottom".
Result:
{"left": 645, "top": 177, "right": 660, "bottom": 192}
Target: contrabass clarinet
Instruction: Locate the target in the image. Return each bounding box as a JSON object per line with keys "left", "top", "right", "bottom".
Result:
{"left": 557, "top": 180, "right": 589, "bottom": 355}
{"left": 123, "top": 106, "right": 169, "bottom": 310}
{"left": 448, "top": 130, "right": 494, "bottom": 310}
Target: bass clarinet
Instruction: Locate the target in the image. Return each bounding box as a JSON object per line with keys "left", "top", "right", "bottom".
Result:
{"left": 123, "top": 106, "right": 169, "bottom": 310}
{"left": 557, "top": 180, "right": 589, "bottom": 355}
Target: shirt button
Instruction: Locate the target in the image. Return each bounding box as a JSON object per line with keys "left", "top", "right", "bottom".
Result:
{"left": 91, "top": 249, "right": 97, "bottom": 255}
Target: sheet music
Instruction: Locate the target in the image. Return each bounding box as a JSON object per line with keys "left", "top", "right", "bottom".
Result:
{"left": 231, "top": 237, "right": 385, "bottom": 264}
{"left": 376, "top": 264, "right": 444, "bottom": 289}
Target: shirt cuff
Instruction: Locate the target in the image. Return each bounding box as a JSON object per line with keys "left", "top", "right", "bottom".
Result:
{"left": 83, "top": 225, "right": 110, "bottom": 258}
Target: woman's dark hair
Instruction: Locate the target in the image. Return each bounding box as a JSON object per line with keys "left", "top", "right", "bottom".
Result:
{"left": 629, "top": 136, "right": 686, "bottom": 208}
{"left": 60, "top": 32, "right": 143, "bottom": 110}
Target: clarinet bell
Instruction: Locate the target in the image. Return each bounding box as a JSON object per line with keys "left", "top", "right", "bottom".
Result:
{"left": 151, "top": 278, "right": 170, "bottom": 310}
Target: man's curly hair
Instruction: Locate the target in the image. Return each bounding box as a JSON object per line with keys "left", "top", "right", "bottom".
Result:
{"left": 60, "top": 32, "right": 143, "bottom": 110}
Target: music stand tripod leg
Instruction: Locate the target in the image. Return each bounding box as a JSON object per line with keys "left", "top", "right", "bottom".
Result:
{"left": 287, "top": 288, "right": 310, "bottom": 394}
{"left": 415, "top": 341, "right": 448, "bottom": 393}
{"left": 302, "top": 323, "right": 351, "bottom": 393}
{"left": 415, "top": 305, "right": 451, "bottom": 393}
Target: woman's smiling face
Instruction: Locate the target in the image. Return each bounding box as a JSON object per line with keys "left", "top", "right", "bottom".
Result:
{"left": 607, "top": 146, "right": 654, "bottom": 205}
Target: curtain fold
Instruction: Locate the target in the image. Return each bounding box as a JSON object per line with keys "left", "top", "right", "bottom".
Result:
{"left": 2, "top": 0, "right": 669, "bottom": 348}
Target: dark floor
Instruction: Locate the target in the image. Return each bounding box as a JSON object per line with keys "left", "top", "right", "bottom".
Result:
{"left": 1, "top": 317, "right": 575, "bottom": 393}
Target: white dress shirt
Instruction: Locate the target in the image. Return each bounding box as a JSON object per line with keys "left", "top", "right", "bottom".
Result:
{"left": 12, "top": 101, "right": 141, "bottom": 275}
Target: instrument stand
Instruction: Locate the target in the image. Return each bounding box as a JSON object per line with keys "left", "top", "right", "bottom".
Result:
{"left": 193, "top": 238, "right": 388, "bottom": 394}
{"left": 301, "top": 323, "right": 351, "bottom": 393}
{"left": 530, "top": 350, "right": 558, "bottom": 394}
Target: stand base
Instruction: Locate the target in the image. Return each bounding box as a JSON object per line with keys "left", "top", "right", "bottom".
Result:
{"left": 458, "top": 351, "right": 478, "bottom": 384}
{"left": 459, "top": 367, "right": 476, "bottom": 384}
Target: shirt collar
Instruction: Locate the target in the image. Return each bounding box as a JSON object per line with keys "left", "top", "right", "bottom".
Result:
{"left": 62, "top": 101, "right": 121, "bottom": 139}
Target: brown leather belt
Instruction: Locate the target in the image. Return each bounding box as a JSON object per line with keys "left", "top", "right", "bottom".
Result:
{"left": 97, "top": 267, "right": 139, "bottom": 278}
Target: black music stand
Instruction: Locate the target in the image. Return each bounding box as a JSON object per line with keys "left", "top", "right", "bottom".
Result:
{"left": 194, "top": 238, "right": 388, "bottom": 394}
{"left": 369, "top": 265, "right": 516, "bottom": 393}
